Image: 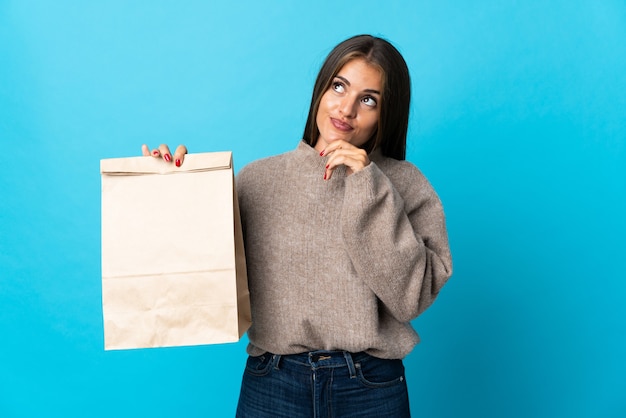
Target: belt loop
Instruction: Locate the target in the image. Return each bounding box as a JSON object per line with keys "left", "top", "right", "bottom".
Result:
{"left": 343, "top": 351, "right": 357, "bottom": 379}
{"left": 272, "top": 354, "right": 282, "bottom": 370}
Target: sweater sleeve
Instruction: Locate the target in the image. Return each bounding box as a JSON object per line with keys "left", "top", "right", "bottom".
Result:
{"left": 340, "top": 161, "right": 452, "bottom": 322}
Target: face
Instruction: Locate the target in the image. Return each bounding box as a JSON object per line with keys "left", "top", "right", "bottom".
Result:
{"left": 315, "top": 58, "right": 383, "bottom": 152}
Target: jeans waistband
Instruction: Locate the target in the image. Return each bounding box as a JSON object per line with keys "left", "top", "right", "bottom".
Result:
{"left": 270, "top": 350, "right": 371, "bottom": 378}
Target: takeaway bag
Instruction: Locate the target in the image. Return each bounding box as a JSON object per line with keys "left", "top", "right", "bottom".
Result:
{"left": 100, "top": 152, "right": 251, "bottom": 350}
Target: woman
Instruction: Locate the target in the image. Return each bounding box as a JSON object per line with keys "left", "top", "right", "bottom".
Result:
{"left": 143, "top": 34, "right": 452, "bottom": 418}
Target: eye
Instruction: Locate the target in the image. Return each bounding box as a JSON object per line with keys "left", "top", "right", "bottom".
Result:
{"left": 362, "top": 96, "right": 378, "bottom": 107}
{"left": 331, "top": 81, "right": 345, "bottom": 93}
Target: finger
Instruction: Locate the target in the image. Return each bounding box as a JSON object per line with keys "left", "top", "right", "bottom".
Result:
{"left": 319, "top": 140, "right": 356, "bottom": 157}
{"left": 158, "top": 144, "right": 173, "bottom": 163}
{"left": 324, "top": 149, "right": 369, "bottom": 180}
{"left": 143, "top": 144, "right": 162, "bottom": 158}
{"left": 324, "top": 155, "right": 344, "bottom": 181}
{"left": 326, "top": 148, "right": 368, "bottom": 169}
{"left": 323, "top": 149, "right": 351, "bottom": 181}
{"left": 321, "top": 141, "right": 349, "bottom": 180}
{"left": 323, "top": 161, "right": 332, "bottom": 181}
{"left": 173, "top": 144, "right": 188, "bottom": 167}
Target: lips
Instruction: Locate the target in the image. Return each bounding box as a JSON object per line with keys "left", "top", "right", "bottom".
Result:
{"left": 330, "top": 117, "right": 353, "bottom": 132}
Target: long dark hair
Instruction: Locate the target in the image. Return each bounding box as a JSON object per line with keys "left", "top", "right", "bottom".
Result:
{"left": 302, "top": 35, "right": 411, "bottom": 160}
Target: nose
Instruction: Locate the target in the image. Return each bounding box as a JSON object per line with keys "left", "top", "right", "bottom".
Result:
{"left": 339, "top": 96, "right": 357, "bottom": 118}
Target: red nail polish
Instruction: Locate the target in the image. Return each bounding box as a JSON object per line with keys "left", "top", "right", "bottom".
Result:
{"left": 320, "top": 150, "right": 325, "bottom": 156}
{"left": 164, "top": 154, "right": 171, "bottom": 162}
{"left": 175, "top": 159, "right": 181, "bottom": 167}
{"left": 325, "top": 164, "right": 329, "bottom": 169}
{"left": 323, "top": 172, "right": 327, "bottom": 180}
{"left": 152, "top": 150, "right": 159, "bottom": 156}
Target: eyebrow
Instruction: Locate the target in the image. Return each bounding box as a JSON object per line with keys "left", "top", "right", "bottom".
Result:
{"left": 335, "top": 75, "right": 381, "bottom": 95}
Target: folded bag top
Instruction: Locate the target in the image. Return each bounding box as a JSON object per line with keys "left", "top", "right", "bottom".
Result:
{"left": 100, "top": 151, "right": 232, "bottom": 175}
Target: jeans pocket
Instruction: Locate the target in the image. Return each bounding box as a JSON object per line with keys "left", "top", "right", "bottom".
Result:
{"left": 355, "top": 357, "right": 406, "bottom": 388}
{"left": 244, "top": 354, "right": 274, "bottom": 377}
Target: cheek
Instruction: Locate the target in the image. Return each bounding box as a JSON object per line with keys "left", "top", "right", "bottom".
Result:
{"left": 318, "top": 92, "right": 334, "bottom": 112}
{"left": 316, "top": 94, "right": 332, "bottom": 125}
{"left": 362, "top": 112, "right": 380, "bottom": 133}
{"left": 315, "top": 106, "right": 324, "bottom": 130}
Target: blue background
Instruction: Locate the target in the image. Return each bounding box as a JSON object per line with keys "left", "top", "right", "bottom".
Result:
{"left": 1, "top": 1, "right": 624, "bottom": 417}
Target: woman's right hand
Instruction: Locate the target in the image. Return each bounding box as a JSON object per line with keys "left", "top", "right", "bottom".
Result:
{"left": 141, "top": 144, "right": 188, "bottom": 167}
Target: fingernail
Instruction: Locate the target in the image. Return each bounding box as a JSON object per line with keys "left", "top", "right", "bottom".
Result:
{"left": 320, "top": 150, "right": 325, "bottom": 156}
{"left": 152, "top": 150, "right": 159, "bottom": 156}
{"left": 164, "top": 154, "right": 171, "bottom": 162}
{"left": 175, "top": 159, "right": 181, "bottom": 167}
{"left": 325, "top": 164, "right": 329, "bottom": 169}
{"left": 323, "top": 172, "right": 327, "bottom": 180}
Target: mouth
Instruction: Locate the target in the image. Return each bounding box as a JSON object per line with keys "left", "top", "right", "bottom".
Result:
{"left": 330, "top": 117, "right": 353, "bottom": 132}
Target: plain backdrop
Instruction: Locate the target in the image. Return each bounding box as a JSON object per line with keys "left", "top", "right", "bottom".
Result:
{"left": 1, "top": 1, "right": 624, "bottom": 417}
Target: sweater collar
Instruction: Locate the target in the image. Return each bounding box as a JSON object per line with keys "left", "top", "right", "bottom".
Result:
{"left": 294, "top": 140, "right": 330, "bottom": 172}
{"left": 293, "top": 139, "right": 386, "bottom": 175}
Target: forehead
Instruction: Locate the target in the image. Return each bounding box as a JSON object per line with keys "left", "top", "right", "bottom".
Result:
{"left": 336, "top": 58, "right": 383, "bottom": 90}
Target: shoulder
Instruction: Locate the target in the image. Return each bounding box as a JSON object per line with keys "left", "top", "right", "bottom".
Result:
{"left": 236, "top": 149, "right": 297, "bottom": 201}
{"left": 374, "top": 156, "right": 433, "bottom": 192}
{"left": 371, "top": 155, "right": 444, "bottom": 215}
{"left": 237, "top": 150, "right": 293, "bottom": 182}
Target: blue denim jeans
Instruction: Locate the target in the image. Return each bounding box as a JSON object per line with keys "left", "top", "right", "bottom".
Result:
{"left": 235, "top": 350, "right": 411, "bottom": 417}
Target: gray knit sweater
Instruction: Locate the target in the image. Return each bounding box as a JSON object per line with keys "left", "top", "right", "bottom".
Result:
{"left": 236, "top": 141, "right": 452, "bottom": 359}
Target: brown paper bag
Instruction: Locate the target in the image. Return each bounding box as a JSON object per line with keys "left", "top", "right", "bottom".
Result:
{"left": 100, "top": 152, "right": 251, "bottom": 350}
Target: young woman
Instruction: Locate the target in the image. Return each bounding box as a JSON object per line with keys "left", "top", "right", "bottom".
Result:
{"left": 143, "top": 34, "right": 452, "bottom": 418}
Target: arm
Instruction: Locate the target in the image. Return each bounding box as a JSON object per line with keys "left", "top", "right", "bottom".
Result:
{"left": 340, "top": 161, "right": 452, "bottom": 322}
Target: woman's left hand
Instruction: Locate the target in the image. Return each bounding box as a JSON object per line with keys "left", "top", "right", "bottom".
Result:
{"left": 320, "top": 140, "right": 370, "bottom": 181}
